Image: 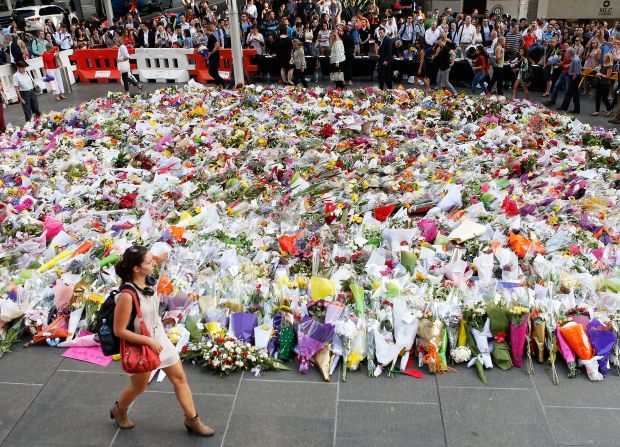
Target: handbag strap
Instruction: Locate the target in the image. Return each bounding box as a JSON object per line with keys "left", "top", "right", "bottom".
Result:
{"left": 121, "top": 284, "right": 152, "bottom": 337}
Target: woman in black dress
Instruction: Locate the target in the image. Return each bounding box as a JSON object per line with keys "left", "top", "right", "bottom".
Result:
{"left": 277, "top": 25, "right": 294, "bottom": 84}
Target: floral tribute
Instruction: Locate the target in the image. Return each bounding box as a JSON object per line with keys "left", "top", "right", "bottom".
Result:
{"left": 0, "top": 83, "right": 619, "bottom": 386}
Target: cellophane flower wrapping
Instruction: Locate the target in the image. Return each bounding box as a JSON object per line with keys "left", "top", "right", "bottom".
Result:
{"left": 229, "top": 312, "right": 258, "bottom": 344}
{"left": 556, "top": 324, "right": 577, "bottom": 378}
{"left": 296, "top": 317, "right": 334, "bottom": 373}
{"left": 586, "top": 318, "right": 617, "bottom": 377}
{"left": 486, "top": 303, "right": 512, "bottom": 371}
{"left": 560, "top": 321, "right": 594, "bottom": 361}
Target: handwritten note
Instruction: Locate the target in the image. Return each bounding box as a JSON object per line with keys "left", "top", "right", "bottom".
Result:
{"left": 94, "top": 70, "right": 111, "bottom": 78}
{"left": 62, "top": 346, "right": 113, "bottom": 367}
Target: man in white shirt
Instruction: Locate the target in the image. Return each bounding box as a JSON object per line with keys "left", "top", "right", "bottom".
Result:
{"left": 424, "top": 21, "right": 441, "bottom": 48}
{"left": 13, "top": 61, "right": 41, "bottom": 122}
{"left": 54, "top": 24, "right": 74, "bottom": 50}
{"left": 456, "top": 15, "right": 475, "bottom": 51}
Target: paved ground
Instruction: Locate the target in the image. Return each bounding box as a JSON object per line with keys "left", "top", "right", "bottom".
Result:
{"left": 1, "top": 345, "right": 620, "bottom": 447}
{"left": 1, "top": 82, "right": 619, "bottom": 447}
{"left": 3, "top": 79, "right": 620, "bottom": 131}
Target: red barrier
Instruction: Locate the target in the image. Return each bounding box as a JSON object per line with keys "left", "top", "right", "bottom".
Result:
{"left": 187, "top": 51, "right": 214, "bottom": 83}
{"left": 69, "top": 48, "right": 136, "bottom": 83}
{"left": 189, "top": 49, "right": 259, "bottom": 84}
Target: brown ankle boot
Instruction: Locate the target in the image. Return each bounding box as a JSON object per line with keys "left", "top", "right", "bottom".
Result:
{"left": 110, "top": 402, "right": 135, "bottom": 429}
{"left": 184, "top": 414, "right": 215, "bottom": 437}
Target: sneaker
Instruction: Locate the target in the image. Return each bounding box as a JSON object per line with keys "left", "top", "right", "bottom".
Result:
{"left": 408, "top": 76, "right": 415, "bottom": 84}
{"left": 483, "top": 82, "right": 488, "bottom": 90}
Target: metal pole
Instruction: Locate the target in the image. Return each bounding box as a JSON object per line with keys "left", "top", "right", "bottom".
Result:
{"left": 227, "top": 0, "right": 244, "bottom": 86}
{"left": 102, "top": 0, "right": 114, "bottom": 26}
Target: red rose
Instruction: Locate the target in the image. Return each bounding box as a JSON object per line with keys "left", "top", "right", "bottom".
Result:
{"left": 119, "top": 192, "right": 138, "bottom": 209}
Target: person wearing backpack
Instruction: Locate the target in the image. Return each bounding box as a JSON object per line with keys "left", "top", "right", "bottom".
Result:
{"left": 109, "top": 245, "right": 214, "bottom": 437}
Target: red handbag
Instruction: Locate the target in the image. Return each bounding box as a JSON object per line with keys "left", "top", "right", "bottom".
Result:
{"left": 120, "top": 290, "right": 161, "bottom": 374}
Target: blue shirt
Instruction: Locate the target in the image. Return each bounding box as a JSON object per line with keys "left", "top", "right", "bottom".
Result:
{"left": 351, "top": 28, "right": 360, "bottom": 44}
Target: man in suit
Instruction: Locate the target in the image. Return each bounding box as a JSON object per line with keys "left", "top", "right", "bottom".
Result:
{"left": 4, "top": 35, "right": 24, "bottom": 68}
{"left": 377, "top": 26, "right": 393, "bottom": 90}
{"left": 136, "top": 22, "right": 156, "bottom": 47}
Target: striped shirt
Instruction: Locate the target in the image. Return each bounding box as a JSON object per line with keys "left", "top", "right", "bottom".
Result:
{"left": 505, "top": 31, "right": 522, "bottom": 55}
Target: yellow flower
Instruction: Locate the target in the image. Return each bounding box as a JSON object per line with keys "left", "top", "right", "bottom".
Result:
{"left": 361, "top": 180, "right": 369, "bottom": 189}
{"left": 415, "top": 272, "right": 426, "bottom": 281}
{"left": 102, "top": 238, "right": 113, "bottom": 250}
{"left": 319, "top": 101, "right": 327, "bottom": 107}
{"left": 352, "top": 214, "right": 363, "bottom": 224}
{"left": 548, "top": 214, "right": 558, "bottom": 225}
{"left": 88, "top": 293, "right": 105, "bottom": 304}
{"left": 258, "top": 138, "right": 268, "bottom": 147}
{"left": 162, "top": 150, "right": 172, "bottom": 158}
{"left": 327, "top": 160, "right": 337, "bottom": 170}
{"left": 194, "top": 207, "right": 201, "bottom": 214}
{"left": 337, "top": 203, "right": 345, "bottom": 209}
{"left": 240, "top": 180, "right": 249, "bottom": 188}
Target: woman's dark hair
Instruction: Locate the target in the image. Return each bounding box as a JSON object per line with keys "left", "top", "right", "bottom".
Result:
{"left": 115, "top": 245, "right": 148, "bottom": 283}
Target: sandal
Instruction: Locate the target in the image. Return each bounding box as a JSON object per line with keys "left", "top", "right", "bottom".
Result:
{"left": 605, "top": 111, "right": 613, "bottom": 117}
{"left": 591, "top": 112, "right": 599, "bottom": 116}
{"left": 541, "top": 92, "right": 549, "bottom": 97}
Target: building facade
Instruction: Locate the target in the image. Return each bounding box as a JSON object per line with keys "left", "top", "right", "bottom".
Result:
{"left": 424, "top": 0, "right": 617, "bottom": 20}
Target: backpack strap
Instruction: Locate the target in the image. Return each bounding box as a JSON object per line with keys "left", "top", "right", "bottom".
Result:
{"left": 118, "top": 283, "right": 139, "bottom": 331}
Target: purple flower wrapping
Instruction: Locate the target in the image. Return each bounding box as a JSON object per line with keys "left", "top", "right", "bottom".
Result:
{"left": 296, "top": 318, "right": 335, "bottom": 373}
{"left": 586, "top": 318, "right": 618, "bottom": 377}
{"left": 230, "top": 312, "right": 258, "bottom": 344}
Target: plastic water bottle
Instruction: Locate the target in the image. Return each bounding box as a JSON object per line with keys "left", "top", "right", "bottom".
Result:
{"left": 100, "top": 319, "right": 114, "bottom": 354}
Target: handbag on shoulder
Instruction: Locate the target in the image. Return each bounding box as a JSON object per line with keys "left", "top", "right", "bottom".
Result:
{"left": 120, "top": 291, "right": 161, "bottom": 374}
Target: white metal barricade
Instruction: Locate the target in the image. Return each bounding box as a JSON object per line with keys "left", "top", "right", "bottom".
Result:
{"left": 57, "top": 49, "right": 77, "bottom": 84}
{"left": 0, "top": 63, "right": 17, "bottom": 103}
{"left": 133, "top": 48, "right": 194, "bottom": 83}
{"left": 25, "top": 57, "right": 50, "bottom": 94}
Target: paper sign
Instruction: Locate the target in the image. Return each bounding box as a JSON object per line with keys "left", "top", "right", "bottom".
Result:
{"left": 95, "top": 71, "right": 111, "bottom": 78}
{"left": 62, "top": 346, "right": 113, "bottom": 366}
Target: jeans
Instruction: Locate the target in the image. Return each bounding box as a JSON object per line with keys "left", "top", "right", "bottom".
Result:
{"left": 549, "top": 72, "right": 569, "bottom": 104}
{"left": 560, "top": 76, "right": 580, "bottom": 112}
{"left": 436, "top": 68, "right": 456, "bottom": 94}
{"left": 471, "top": 71, "right": 487, "bottom": 94}
{"left": 19, "top": 90, "right": 41, "bottom": 121}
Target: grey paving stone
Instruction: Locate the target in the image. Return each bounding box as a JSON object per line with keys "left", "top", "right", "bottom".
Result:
{"left": 4, "top": 401, "right": 118, "bottom": 446}
{"left": 144, "top": 362, "right": 241, "bottom": 396}
{"left": 33, "top": 370, "right": 126, "bottom": 408}
{"left": 532, "top": 362, "right": 620, "bottom": 409}
{"left": 0, "top": 383, "right": 41, "bottom": 444}
{"left": 335, "top": 400, "right": 445, "bottom": 447}
{"left": 439, "top": 387, "right": 555, "bottom": 447}
{"left": 0, "top": 345, "right": 64, "bottom": 384}
{"left": 545, "top": 407, "right": 620, "bottom": 447}
{"left": 339, "top": 368, "right": 439, "bottom": 403}
{"left": 238, "top": 358, "right": 340, "bottom": 383}
{"left": 112, "top": 392, "right": 232, "bottom": 447}
{"left": 437, "top": 361, "right": 534, "bottom": 389}
{"left": 58, "top": 354, "right": 123, "bottom": 374}
{"left": 222, "top": 379, "right": 336, "bottom": 447}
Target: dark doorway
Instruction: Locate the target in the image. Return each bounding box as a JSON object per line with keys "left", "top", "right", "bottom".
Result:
{"left": 462, "top": 0, "right": 486, "bottom": 14}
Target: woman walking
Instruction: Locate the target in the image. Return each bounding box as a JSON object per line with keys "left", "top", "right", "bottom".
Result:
{"left": 512, "top": 47, "right": 531, "bottom": 100}
{"left": 487, "top": 36, "right": 505, "bottom": 95}
{"left": 470, "top": 45, "right": 489, "bottom": 94}
{"left": 329, "top": 30, "right": 345, "bottom": 88}
{"left": 591, "top": 53, "right": 614, "bottom": 117}
{"left": 115, "top": 38, "right": 143, "bottom": 94}
{"left": 42, "top": 43, "right": 67, "bottom": 101}
{"left": 432, "top": 35, "right": 456, "bottom": 95}
{"left": 111, "top": 245, "right": 214, "bottom": 437}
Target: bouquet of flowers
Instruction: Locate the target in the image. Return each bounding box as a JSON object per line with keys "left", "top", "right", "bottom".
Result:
{"left": 508, "top": 303, "right": 530, "bottom": 369}
{"left": 295, "top": 317, "right": 334, "bottom": 373}
{"left": 462, "top": 301, "right": 491, "bottom": 384}
{"left": 181, "top": 335, "right": 289, "bottom": 376}
{"left": 486, "top": 302, "right": 512, "bottom": 371}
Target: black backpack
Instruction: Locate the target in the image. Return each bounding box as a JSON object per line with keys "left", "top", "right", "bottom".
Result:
{"left": 96, "top": 284, "right": 138, "bottom": 356}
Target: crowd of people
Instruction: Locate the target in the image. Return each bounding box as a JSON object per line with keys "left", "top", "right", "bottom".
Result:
{"left": 0, "top": 0, "right": 619, "bottom": 124}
